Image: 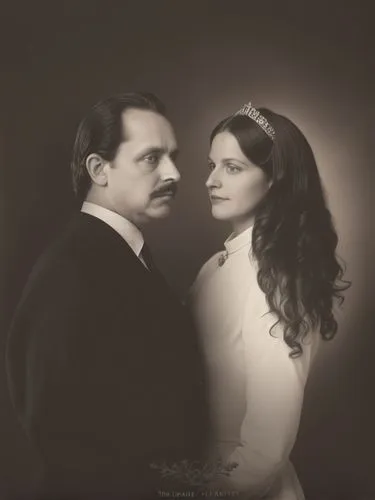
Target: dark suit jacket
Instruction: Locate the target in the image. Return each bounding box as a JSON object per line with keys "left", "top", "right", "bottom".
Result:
{"left": 6, "top": 213, "right": 210, "bottom": 500}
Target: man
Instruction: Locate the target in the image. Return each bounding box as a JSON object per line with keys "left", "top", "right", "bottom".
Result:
{"left": 6, "top": 93, "right": 209, "bottom": 499}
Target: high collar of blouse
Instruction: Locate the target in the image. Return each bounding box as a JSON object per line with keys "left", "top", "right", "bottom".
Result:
{"left": 224, "top": 225, "right": 253, "bottom": 255}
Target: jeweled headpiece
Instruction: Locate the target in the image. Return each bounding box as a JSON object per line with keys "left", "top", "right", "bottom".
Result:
{"left": 234, "top": 102, "right": 275, "bottom": 141}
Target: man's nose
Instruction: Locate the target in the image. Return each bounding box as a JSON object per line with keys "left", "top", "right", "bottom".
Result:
{"left": 159, "top": 157, "right": 181, "bottom": 182}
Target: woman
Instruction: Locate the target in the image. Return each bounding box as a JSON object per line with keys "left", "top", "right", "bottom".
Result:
{"left": 189, "top": 102, "right": 350, "bottom": 499}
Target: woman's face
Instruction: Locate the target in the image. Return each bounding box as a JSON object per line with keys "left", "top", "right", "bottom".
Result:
{"left": 207, "top": 131, "right": 271, "bottom": 233}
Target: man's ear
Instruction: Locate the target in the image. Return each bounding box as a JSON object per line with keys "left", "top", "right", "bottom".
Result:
{"left": 85, "top": 154, "right": 108, "bottom": 186}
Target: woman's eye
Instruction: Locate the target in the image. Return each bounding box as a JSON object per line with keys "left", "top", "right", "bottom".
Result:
{"left": 226, "top": 165, "right": 241, "bottom": 173}
{"left": 208, "top": 162, "right": 215, "bottom": 172}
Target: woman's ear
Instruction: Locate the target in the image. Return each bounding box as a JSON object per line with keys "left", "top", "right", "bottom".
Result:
{"left": 85, "top": 154, "right": 108, "bottom": 186}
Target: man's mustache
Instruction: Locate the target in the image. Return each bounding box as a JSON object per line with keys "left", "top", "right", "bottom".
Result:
{"left": 150, "top": 182, "right": 178, "bottom": 199}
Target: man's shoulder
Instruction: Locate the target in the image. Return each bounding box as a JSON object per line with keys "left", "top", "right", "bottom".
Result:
{"left": 22, "top": 217, "right": 92, "bottom": 296}
{"left": 25, "top": 212, "right": 139, "bottom": 292}
{"left": 21, "top": 247, "right": 85, "bottom": 307}
{"left": 29, "top": 212, "right": 114, "bottom": 274}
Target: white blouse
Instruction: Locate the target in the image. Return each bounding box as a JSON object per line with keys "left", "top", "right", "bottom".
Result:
{"left": 189, "top": 226, "right": 320, "bottom": 499}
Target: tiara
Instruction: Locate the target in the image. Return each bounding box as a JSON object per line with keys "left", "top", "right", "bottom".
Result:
{"left": 234, "top": 102, "right": 275, "bottom": 141}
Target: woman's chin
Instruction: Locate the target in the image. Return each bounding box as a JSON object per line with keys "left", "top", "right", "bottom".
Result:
{"left": 210, "top": 208, "right": 231, "bottom": 221}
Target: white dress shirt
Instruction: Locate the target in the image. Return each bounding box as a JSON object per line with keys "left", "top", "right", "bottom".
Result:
{"left": 81, "top": 202, "right": 148, "bottom": 268}
{"left": 189, "top": 226, "right": 320, "bottom": 500}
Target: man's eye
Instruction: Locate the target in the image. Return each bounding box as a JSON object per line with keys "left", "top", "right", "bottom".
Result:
{"left": 144, "top": 154, "right": 159, "bottom": 164}
{"left": 208, "top": 162, "right": 215, "bottom": 172}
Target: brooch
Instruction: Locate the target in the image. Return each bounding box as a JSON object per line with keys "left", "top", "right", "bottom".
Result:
{"left": 218, "top": 251, "right": 229, "bottom": 267}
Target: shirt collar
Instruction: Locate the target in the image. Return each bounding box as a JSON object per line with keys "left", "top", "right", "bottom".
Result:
{"left": 224, "top": 225, "right": 253, "bottom": 254}
{"left": 81, "top": 202, "right": 144, "bottom": 257}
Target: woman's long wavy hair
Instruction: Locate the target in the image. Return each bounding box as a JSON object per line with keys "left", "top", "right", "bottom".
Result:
{"left": 211, "top": 110, "right": 350, "bottom": 357}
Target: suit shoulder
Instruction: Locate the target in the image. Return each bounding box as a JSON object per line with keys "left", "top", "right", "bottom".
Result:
{"left": 18, "top": 235, "right": 90, "bottom": 312}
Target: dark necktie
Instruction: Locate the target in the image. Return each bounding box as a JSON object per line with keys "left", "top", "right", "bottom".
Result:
{"left": 141, "top": 243, "right": 178, "bottom": 299}
{"left": 140, "top": 243, "right": 173, "bottom": 294}
{"left": 140, "top": 242, "right": 156, "bottom": 272}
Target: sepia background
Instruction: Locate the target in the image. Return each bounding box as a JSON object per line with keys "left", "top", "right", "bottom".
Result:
{"left": 0, "top": 1, "right": 373, "bottom": 499}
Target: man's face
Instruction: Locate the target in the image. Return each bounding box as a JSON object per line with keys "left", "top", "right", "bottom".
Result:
{"left": 105, "top": 108, "right": 180, "bottom": 226}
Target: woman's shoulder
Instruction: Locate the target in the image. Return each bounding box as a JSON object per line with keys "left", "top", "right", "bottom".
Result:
{"left": 199, "top": 251, "right": 223, "bottom": 275}
{"left": 197, "top": 251, "right": 223, "bottom": 281}
{"left": 188, "top": 251, "right": 222, "bottom": 297}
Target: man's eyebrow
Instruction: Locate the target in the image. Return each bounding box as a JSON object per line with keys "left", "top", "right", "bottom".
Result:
{"left": 137, "top": 146, "right": 165, "bottom": 157}
{"left": 137, "top": 147, "right": 179, "bottom": 159}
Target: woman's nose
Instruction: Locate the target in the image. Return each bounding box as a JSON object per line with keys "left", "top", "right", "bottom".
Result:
{"left": 206, "top": 167, "right": 222, "bottom": 189}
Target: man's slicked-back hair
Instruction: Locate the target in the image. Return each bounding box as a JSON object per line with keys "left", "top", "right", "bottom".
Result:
{"left": 71, "top": 92, "right": 167, "bottom": 203}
